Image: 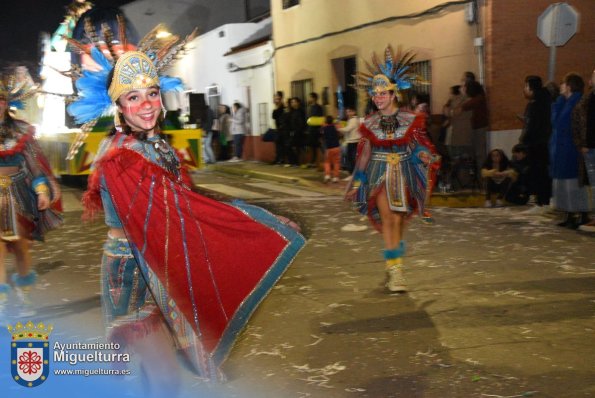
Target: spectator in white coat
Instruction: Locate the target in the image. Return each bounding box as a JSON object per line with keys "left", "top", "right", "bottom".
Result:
{"left": 231, "top": 102, "right": 248, "bottom": 161}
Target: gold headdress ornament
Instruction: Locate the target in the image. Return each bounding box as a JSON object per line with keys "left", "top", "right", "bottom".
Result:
{"left": 107, "top": 51, "right": 159, "bottom": 101}
{"left": 354, "top": 45, "right": 425, "bottom": 97}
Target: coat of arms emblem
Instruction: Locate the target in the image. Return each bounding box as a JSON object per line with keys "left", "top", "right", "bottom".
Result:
{"left": 7, "top": 321, "right": 53, "bottom": 387}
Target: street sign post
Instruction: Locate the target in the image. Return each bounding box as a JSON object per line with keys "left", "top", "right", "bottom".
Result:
{"left": 537, "top": 3, "right": 579, "bottom": 81}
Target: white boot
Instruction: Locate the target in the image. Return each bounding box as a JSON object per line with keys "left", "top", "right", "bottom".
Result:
{"left": 386, "top": 258, "right": 407, "bottom": 293}
{"left": 14, "top": 287, "right": 36, "bottom": 317}
{"left": 12, "top": 272, "right": 37, "bottom": 318}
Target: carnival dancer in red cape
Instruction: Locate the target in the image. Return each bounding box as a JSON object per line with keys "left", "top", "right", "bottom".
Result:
{"left": 346, "top": 46, "right": 439, "bottom": 293}
{"left": 66, "top": 19, "right": 305, "bottom": 392}
{"left": 0, "top": 67, "right": 62, "bottom": 322}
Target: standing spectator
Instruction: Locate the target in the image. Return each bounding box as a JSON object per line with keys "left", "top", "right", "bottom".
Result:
{"left": 519, "top": 75, "right": 552, "bottom": 213}
{"left": 202, "top": 106, "right": 216, "bottom": 164}
{"left": 272, "top": 91, "right": 287, "bottom": 164}
{"left": 573, "top": 67, "right": 595, "bottom": 232}
{"left": 337, "top": 107, "right": 360, "bottom": 176}
{"left": 462, "top": 71, "right": 476, "bottom": 87}
{"left": 321, "top": 116, "right": 342, "bottom": 183}
{"left": 457, "top": 80, "right": 489, "bottom": 176}
{"left": 481, "top": 149, "right": 516, "bottom": 207}
{"left": 550, "top": 73, "right": 590, "bottom": 228}
{"left": 443, "top": 85, "right": 472, "bottom": 190}
{"left": 444, "top": 85, "right": 472, "bottom": 156}
{"left": 306, "top": 92, "right": 324, "bottom": 167}
{"left": 217, "top": 104, "right": 232, "bottom": 161}
{"left": 231, "top": 102, "right": 247, "bottom": 161}
{"left": 288, "top": 97, "right": 306, "bottom": 166}
{"left": 411, "top": 92, "right": 430, "bottom": 117}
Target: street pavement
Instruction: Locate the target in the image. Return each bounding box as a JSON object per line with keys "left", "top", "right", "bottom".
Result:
{"left": 2, "top": 162, "right": 594, "bottom": 398}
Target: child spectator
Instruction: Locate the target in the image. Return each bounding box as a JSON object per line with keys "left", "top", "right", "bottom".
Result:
{"left": 505, "top": 144, "right": 530, "bottom": 205}
{"left": 321, "top": 115, "right": 342, "bottom": 183}
{"left": 481, "top": 149, "right": 516, "bottom": 207}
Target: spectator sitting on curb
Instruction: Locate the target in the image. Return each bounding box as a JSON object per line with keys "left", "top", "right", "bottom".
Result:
{"left": 481, "top": 149, "right": 516, "bottom": 207}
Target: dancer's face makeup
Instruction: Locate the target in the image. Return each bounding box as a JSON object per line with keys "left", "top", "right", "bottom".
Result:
{"left": 118, "top": 86, "right": 162, "bottom": 133}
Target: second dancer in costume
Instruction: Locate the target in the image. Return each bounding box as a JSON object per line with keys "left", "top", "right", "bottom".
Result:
{"left": 67, "top": 20, "right": 305, "bottom": 392}
{"left": 0, "top": 67, "right": 62, "bottom": 320}
{"left": 346, "top": 46, "right": 439, "bottom": 293}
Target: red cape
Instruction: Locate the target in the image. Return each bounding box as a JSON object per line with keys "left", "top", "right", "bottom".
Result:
{"left": 86, "top": 142, "right": 304, "bottom": 372}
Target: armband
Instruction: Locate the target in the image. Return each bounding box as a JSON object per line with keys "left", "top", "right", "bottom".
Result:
{"left": 34, "top": 184, "right": 50, "bottom": 195}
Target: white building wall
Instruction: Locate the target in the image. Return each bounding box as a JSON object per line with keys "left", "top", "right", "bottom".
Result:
{"left": 167, "top": 18, "right": 272, "bottom": 135}
{"left": 226, "top": 43, "right": 274, "bottom": 135}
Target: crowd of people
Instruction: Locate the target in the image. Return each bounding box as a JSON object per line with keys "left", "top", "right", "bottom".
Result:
{"left": 475, "top": 70, "right": 595, "bottom": 233}
{"left": 205, "top": 64, "right": 594, "bottom": 234}
{"left": 205, "top": 90, "right": 364, "bottom": 175}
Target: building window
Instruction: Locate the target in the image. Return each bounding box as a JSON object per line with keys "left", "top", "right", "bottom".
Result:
{"left": 258, "top": 102, "right": 268, "bottom": 135}
{"left": 245, "top": 0, "right": 270, "bottom": 21}
{"left": 282, "top": 0, "right": 300, "bottom": 10}
{"left": 410, "top": 60, "right": 432, "bottom": 96}
{"left": 291, "top": 79, "right": 313, "bottom": 107}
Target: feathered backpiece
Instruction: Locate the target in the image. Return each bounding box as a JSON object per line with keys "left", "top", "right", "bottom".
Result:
{"left": 65, "top": 16, "right": 196, "bottom": 159}
{"left": 0, "top": 67, "right": 40, "bottom": 110}
{"left": 355, "top": 45, "right": 425, "bottom": 96}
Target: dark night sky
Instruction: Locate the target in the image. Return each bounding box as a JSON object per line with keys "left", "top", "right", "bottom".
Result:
{"left": 0, "top": 0, "right": 133, "bottom": 69}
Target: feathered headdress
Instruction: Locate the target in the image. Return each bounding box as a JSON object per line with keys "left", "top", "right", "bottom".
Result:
{"left": 355, "top": 45, "right": 424, "bottom": 96}
{"left": 0, "top": 67, "right": 39, "bottom": 110}
{"left": 66, "top": 16, "right": 196, "bottom": 127}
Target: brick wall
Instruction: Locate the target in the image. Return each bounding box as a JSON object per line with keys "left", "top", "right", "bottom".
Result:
{"left": 485, "top": 0, "right": 595, "bottom": 131}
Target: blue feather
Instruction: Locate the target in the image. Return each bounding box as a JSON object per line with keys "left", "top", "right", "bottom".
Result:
{"left": 67, "top": 91, "right": 112, "bottom": 124}
{"left": 380, "top": 63, "right": 391, "bottom": 77}
{"left": 90, "top": 47, "right": 113, "bottom": 72}
{"left": 396, "top": 79, "right": 412, "bottom": 90}
{"left": 9, "top": 100, "right": 24, "bottom": 110}
{"left": 159, "top": 76, "right": 184, "bottom": 92}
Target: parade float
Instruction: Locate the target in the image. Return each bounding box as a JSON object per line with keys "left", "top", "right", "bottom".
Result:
{"left": 37, "top": 1, "right": 202, "bottom": 177}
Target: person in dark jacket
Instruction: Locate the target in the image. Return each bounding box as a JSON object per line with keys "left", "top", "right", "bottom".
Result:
{"left": 306, "top": 92, "right": 324, "bottom": 167}
{"left": 457, "top": 80, "right": 489, "bottom": 175}
{"left": 272, "top": 91, "right": 287, "bottom": 164}
{"left": 572, "top": 67, "right": 595, "bottom": 231}
{"left": 287, "top": 97, "right": 306, "bottom": 166}
{"left": 320, "top": 116, "right": 341, "bottom": 182}
{"left": 506, "top": 144, "right": 531, "bottom": 205}
{"left": 519, "top": 75, "right": 552, "bottom": 211}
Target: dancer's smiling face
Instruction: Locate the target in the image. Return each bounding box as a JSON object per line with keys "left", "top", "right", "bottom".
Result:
{"left": 117, "top": 86, "right": 162, "bottom": 134}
